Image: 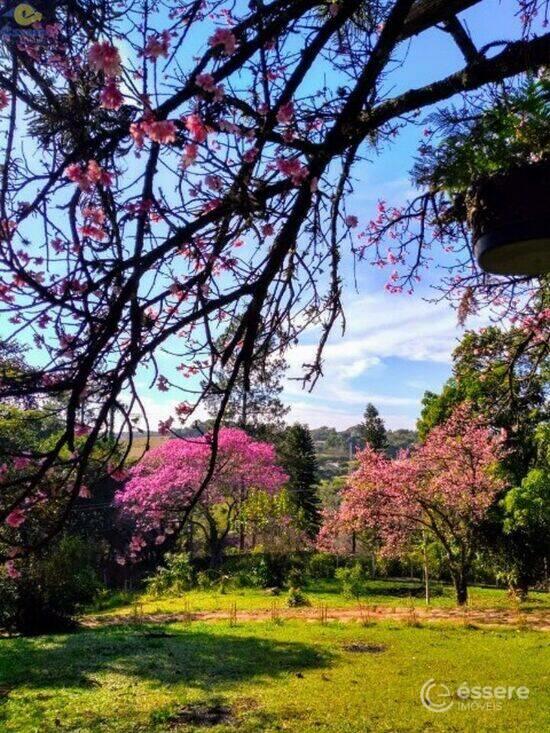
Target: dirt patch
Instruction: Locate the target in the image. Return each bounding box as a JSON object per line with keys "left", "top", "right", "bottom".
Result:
{"left": 84, "top": 605, "right": 550, "bottom": 632}
{"left": 170, "top": 702, "right": 233, "bottom": 728}
{"left": 342, "top": 642, "right": 387, "bottom": 654}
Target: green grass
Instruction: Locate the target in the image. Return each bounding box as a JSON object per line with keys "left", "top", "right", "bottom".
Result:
{"left": 88, "top": 578, "right": 550, "bottom": 619}
{"left": 1, "top": 619, "right": 548, "bottom": 732}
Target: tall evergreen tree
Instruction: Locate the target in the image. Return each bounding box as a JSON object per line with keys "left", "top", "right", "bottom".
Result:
{"left": 279, "top": 423, "right": 321, "bottom": 537}
{"left": 359, "top": 403, "right": 388, "bottom": 452}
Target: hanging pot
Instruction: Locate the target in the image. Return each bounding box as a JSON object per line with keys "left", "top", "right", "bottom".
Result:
{"left": 467, "top": 158, "right": 550, "bottom": 276}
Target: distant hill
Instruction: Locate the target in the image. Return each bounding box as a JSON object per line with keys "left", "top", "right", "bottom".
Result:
{"left": 123, "top": 423, "right": 418, "bottom": 480}
{"left": 310, "top": 425, "right": 418, "bottom": 480}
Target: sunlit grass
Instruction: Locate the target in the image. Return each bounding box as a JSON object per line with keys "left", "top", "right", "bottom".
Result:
{"left": 1, "top": 619, "right": 548, "bottom": 732}
{"left": 87, "top": 578, "right": 550, "bottom": 619}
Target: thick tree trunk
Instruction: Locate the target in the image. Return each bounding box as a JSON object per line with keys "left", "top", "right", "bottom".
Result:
{"left": 209, "top": 538, "right": 224, "bottom": 569}
{"left": 452, "top": 570, "right": 468, "bottom": 606}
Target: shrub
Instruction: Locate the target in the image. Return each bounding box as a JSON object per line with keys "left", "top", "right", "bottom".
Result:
{"left": 145, "top": 552, "right": 194, "bottom": 597}
{"left": 0, "top": 535, "right": 100, "bottom": 634}
{"left": 307, "top": 552, "right": 337, "bottom": 580}
{"left": 335, "top": 563, "right": 365, "bottom": 599}
{"left": 286, "top": 586, "right": 311, "bottom": 607}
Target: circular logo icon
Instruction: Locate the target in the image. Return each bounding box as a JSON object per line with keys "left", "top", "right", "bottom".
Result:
{"left": 420, "top": 679, "right": 453, "bottom": 713}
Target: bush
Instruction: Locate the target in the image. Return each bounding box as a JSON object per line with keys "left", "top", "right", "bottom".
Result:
{"left": 335, "top": 563, "right": 365, "bottom": 599}
{"left": 145, "top": 552, "right": 194, "bottom": 597}
{"left": 307, "top": 552, "right": 337, "bottom": 580}
{"left": 0, "top": 535, "right": 100, "bottom": 634}
{"left": 286, "top": 586, "right": 311, "bottom": 607}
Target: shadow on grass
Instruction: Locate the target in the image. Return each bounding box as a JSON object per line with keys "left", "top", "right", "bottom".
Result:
{"left": 0, "top": 625, "right": 331, "bottom": 692}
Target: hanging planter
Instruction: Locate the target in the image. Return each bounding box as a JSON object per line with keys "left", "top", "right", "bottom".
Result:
{"left": 467, "top": 158, "right": 550, "bottom": 276}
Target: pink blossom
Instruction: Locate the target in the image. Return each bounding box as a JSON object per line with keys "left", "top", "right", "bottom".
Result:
{"left": 145, "top": 120, "right": 177, "bottom": 144}
{"left": 115, "top": 428, "right": 287, "bottom": 558}
{"left": 185, "top": 113, "right": 208, "bottom": 143}
{"left": 205, "top": 174, "right": 222, "bottom": 191}
{"left": 275, "top": 157, "right": 309, "bottom": 185}
{"left": 243, "top": 146, "right": 258, "bottom": 163}
{"left": 5, "top": 509, "right": 25, "bottom": 528}
{"left": 181, "top": 143, "right": 198, "bottom": 168}
{"left": 144, "top": 31, "right": 171, "bottom": 60}
{"left": 65, "top": 160, "right": 112, "bottom": 191}
{"left": 158, "top": 417, "right": 174, "bottom": 435}
{"left": 0, "top": 90, "right": 9, "bottom": 110}
{"left": 208, "top": 28, "right": 237, "bottom": 55}
{"left": 88, "top": 42, "right": 122, "bottom": 76}
{"left": 100, "top": 81, "right": 123, "bottom": 110}
{"left": 276, "top": 101, "right": 294, "bottom": 125}
{"left": 346, "top": 215, "right": 358, "bottom": 228}
{"left": 5, "top": 561, "right": 20, "bottom": 579}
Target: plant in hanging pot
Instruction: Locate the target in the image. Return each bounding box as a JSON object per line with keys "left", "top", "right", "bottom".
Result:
{"left": 413, "top": 75, "right": 550, "bottom": 276}
{"left": 466, "top": 157, "right": 550, "bottom": 275}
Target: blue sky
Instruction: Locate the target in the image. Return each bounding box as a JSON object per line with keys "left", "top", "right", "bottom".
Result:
{"left": 139, "top": 1, "right": 532, "bottom": 432}
{"left": 7, "top": 2, "right": 539, "bottom": 432}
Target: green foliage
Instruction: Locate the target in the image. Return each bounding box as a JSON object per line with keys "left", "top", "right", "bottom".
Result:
{"left": 307, "top": 553, "right": 338, "bottom": 580}
{"left": 0, "top": 535, "right": 99, "bottom": 634}
{"left": 146, "top": 552, "right": 194, "bottom": 597}
{"left": 359, "top": 403, "right": 388, "bottom": 452}
{"left": 279, "top": 424, "right": 321, "bottom": 536}
{"left": 414, "top": 77, "right": 550, "bottom": 196}
{"left": 335, "top": 563, "right": 365, "bottom": 599}
{"left": 285, "top": 586, "right": 311, "bottom": 607}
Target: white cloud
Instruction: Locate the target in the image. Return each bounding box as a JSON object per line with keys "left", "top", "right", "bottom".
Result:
{"left": 282, "top": 290, "right": 486, "bottom": 429}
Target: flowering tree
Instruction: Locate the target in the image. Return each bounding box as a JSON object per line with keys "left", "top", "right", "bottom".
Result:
{"left": 321, "top": 406, "right": 508, "bottom": 603}
{"left": 115, "top": 427, "right": 287, "bottom": 565}
{"left": 0, "top": 0, "right": 548, "bottom": 561}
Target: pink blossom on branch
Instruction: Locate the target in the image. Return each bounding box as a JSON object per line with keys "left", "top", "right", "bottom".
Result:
{"left": 208, "top": 28, "right": 237, "bottom": 55}
{"left": 88, "top": 42, "right": 122, "bottom": 76}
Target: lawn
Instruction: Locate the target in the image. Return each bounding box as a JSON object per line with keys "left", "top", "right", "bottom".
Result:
{"left": 88, "top": 578, "right": 550, "bottom": 619}
{"left": 0, "top": 619, "right": 548, "bottom": 732}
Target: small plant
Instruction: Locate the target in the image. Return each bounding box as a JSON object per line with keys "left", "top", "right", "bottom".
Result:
{"left": 404, "top": 597, "right": 421, "bottom": 627}
{"left": 218, "top": 574, "right": 231, "bottom": 594}
{"left": 318, "top": 602, "right": 329, "bottom": 624}
{"left": 357, "top": 602, "right": 372, "bottom": 627}
{"left": 270, "top": 600, "right": 283, "bottom": 624}
{"left": 130, "top": 601, "right": 145, "bottom": 626}
{"left": 181, "top": 598, "right": 192, "bottom": 625}
{"left": 228, "top": 601, "right": 238, "bottom": 626}
{"left": 335, "top": 563, "right": 365, "bottom": 600}
{"left": 286, "top": 587, "right": 311, "bottom": 608}
{"left": 145, "top": 552, "right": 194, "bottom": 597}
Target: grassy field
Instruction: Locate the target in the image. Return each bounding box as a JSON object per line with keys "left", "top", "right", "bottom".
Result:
{"left": 89, "top": 578, "right": 550, "bottom": 619}
{"left": 1, "top": 619, "right": 548, "bottom": 732}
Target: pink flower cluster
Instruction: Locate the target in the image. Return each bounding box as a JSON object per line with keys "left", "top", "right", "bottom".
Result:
{"left": 64, "top": 160, "right": 113, "bottom": 191}
{"left": 115, "top": 428, "right": 287, "bottom": 560}
{"left": 130, "top": 118, "right": 178, "bottom": 147}
{"left": 144, "top": 30, "right": 171, "bottom": 60}
{"left": 208, "top": 28, "right": 237, "bottom": 55}
{"left": 88, "top": 42, "right": 122, "bottom": 76}
{"left": 275, "top": 157, "right": 309, "bottom": 185}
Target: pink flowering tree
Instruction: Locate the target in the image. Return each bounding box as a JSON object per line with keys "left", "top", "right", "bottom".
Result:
{"left": 0, "top": 1, "right": 548, "bottom": 561}
{"left": 322, "top": 406, "right": 508, "bottom": 604}
{"left": 115, "top": 428, "right": 287, "bottom": 566}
